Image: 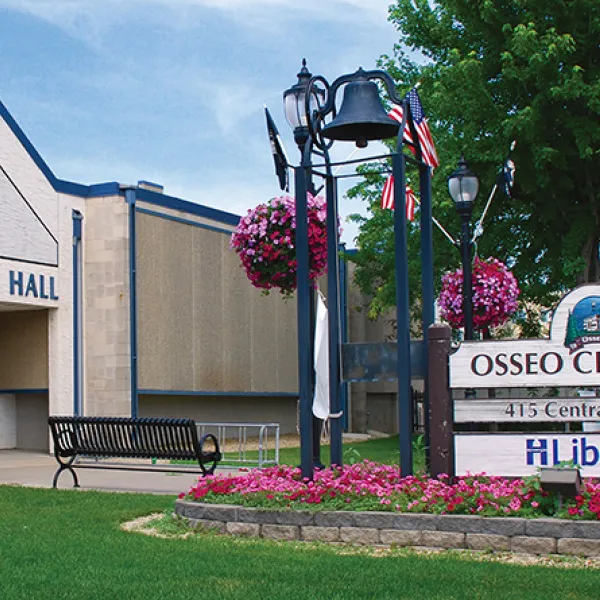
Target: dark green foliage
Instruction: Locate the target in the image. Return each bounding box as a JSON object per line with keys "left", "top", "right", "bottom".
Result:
{"left": 348, "top": 0, "right": 600, "bottom": 318}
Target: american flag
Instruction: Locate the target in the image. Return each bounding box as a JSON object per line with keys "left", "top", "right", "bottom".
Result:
{"left": 381, "top": 88, "right": 438, "bottom": 214}
{"left": 381, "top": 176, "right": 416, "bottom": 221}
{"left": 389, "top": 88, "right": 439, "bottom": 169}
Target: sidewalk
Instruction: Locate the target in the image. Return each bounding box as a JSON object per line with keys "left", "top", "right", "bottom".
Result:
{"left": 0, "top": 450, "right": 238, "bottom": 495}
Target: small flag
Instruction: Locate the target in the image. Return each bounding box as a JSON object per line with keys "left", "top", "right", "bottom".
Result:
{"left": 501, "top": 155, "right": 516, "bottom": 198}
{"left": 389, "top": 88, "right": 439, "bottom": 169}
{"left": 264, "top": 106, "right": 289, "bottom": 192}
{"left": 381, "top": 176, "right": 416, "bottom": 221}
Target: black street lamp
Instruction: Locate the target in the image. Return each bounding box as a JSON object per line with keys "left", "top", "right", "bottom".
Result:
{"left": 448, "top": 156, "right": 480, "bottom": 341}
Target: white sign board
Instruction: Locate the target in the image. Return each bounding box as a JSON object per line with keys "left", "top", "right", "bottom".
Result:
{"left": 455, "top": 434, "right": 600, "bottom": 477}
{"left": 450, "top": 285, "right": 600, "bottom": 388}
{"left": 454, "top": 398, "right": 600, "bottom": 422}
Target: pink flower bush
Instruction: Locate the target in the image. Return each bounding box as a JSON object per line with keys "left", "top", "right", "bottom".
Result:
{"left": 563, "top": 488, "right": 600, "bottom": 519}
{"left": 438, "top": 257, "right": 520, "bottom": 331}
{"left": 178, "top": 461, "right": 600, "bottom": 520}
{"left": 230, "top": 194, "right": 333, "bottom": 297}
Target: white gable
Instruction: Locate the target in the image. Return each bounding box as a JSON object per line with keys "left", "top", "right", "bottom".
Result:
{"left": 0, "top": 167, "right": 58, "bottom": 265}
{"left": 0, "top": 115, "right": 59, "bottom": 265}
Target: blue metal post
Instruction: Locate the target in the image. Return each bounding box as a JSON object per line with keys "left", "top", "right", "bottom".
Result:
{"left": 392, "top": 152, "right": 413, "bottom": 475}
{"left": 125, "top": 188, "right": 139, "bottom": 419}
{"left": 72, "top": 210, "right": 83, "bottom": 416}
{"left": 419, "top": 165, "right": 434, "bottom": 467}
{"left": 325, "top": 173, "right": 343, "bottom": 467}
{"left": 295, "top": 164, "right": 314, "bottom": 479}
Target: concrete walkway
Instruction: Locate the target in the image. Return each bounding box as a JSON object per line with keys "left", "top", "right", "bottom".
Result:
{"left": 0, "top": 450, "right": 239, "bottom": 495}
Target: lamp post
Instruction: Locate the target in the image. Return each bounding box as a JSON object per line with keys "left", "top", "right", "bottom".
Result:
{"left": 448, "top": 157, "right": 480, "bottom": 341}
{"left": 283, "top": 60, "right": 326, "bottom": 470}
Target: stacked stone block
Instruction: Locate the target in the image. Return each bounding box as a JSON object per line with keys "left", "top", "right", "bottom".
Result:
{"left": 175, "top": 501, "right": 600, "bottom": 557}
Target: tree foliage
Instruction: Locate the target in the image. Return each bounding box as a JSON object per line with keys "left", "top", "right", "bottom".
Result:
{"left": 348, "top": 0, "right": 600, "bottom": 318}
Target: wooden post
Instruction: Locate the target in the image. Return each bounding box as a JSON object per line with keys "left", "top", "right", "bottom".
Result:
{"left": 428, "top": 324, "right": 454, "bottom": 478}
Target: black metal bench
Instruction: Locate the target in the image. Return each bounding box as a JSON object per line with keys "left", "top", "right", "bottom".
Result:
{"left": 48, "top": 416, "right": 221, "bottom": 488}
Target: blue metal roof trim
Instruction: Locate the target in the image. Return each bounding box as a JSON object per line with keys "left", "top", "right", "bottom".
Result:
{"left": 0, "top": 98, "right": 59, "bottom": 188}
{"left": 0, "top": 98, "right": 123, "bottom": 198}
{"left": 134, "top": 186, "right": 241, "bottom": 227}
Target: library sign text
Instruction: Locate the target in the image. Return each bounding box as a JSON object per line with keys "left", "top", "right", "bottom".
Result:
{"left": 455, "top": 435, "right": 600, "bottom": 477}
{"left": 451, "top": 285, "right": 600, "bottom": 477}
{"left": 451, "top": 286, "right": 600, "bottom": 388}
{"left": 454, "top": 398, "right": 600, "bottom": 423}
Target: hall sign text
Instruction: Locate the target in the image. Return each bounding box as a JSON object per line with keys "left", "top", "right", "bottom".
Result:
{"left": 9, "top": 270, "right": 58, "bottom": 300}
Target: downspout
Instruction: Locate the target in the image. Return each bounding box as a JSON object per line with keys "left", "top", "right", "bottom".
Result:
{"left": 123, "top": 187, "right": 139, "bottom": 418}
{"left": 72, "top": 210, "right": 83, "bottom": 415}
{"left": 339, "top": 243, "right": 349, "bottom": 431}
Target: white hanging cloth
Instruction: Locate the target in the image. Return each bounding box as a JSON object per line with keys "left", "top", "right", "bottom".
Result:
{"left": 312, "top": 291, "right": 330, "bottom": 420}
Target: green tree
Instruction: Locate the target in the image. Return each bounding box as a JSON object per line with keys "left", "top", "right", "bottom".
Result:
{"left": 348, "top": 0, "right": 599, "bottom": 319}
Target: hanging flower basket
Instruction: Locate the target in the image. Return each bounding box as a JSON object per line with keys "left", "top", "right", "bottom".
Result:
{"left": 438, "top": 257, "right": 520, "bottom": 331}
{"left": 230, "top": 194, "right": 332, "bottom": 297}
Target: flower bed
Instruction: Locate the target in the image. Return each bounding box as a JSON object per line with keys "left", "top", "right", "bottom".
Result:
{"left": 179, "top": 461, "right": 600, "bottom": 521}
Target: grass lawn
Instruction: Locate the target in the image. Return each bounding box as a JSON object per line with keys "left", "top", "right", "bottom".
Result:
{"left": 219, "top": 434, "right": 427, "bottom": 472}
{"left": 1, "top": 486, "right": 598, "bottom": 600}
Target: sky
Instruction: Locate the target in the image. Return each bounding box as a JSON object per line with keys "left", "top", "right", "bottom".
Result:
{"left": 0, "top": 0, "right": 402, "bottom": 245}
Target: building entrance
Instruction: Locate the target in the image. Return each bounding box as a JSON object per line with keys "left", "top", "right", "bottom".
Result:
{"left": 0, "top": 307, "right": 49, "bottom": 450}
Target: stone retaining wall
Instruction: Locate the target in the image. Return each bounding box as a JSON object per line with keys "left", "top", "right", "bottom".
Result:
{"left": 175, "top": 500, "right": 600, "bottom": 557}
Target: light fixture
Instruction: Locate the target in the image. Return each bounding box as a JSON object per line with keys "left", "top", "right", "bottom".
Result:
{"left": 448, "top": 156, "right": 480, "bottom": 215}
{"left": 540, "top": 467, "right": 582, "bottom": 499}
{"left": 283, "top": 59, "right": 325, "bottom": 136}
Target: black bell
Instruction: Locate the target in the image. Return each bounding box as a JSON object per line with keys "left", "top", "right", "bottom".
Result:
{"left": 322, "top": 72, "right": 399, "bottom": 148}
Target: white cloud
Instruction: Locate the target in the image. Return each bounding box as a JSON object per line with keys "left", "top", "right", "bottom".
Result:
{"left": 0, "top": 0, "right": 393, "bottom": 40}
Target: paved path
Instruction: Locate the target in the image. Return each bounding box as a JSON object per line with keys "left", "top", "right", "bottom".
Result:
{"left": 0, "top": 450, "right": 240, "bottom": 495}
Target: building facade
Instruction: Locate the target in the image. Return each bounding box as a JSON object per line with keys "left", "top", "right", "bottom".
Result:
{"left": 0, "top": 98, "right": 409, "bottom": 452}
{"left": 0, "top": 100, "right": 305, "bottom": 451}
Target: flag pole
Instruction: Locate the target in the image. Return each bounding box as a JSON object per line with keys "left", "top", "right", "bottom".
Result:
{"left": 471, "top": 140, "right": 517, "bottom": 244}
{"left": 410, "top": 194, "right": 456, "bottom": 246}
{"left": 471, "top": 182, "right": 498, "bottom": 244}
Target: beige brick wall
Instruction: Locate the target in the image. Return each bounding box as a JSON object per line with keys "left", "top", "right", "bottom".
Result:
{"left": 83, "top": 195, "right": 131, "bottom": 416}
{"left": 136, "top": 211, "right": 298, "bottom": 394}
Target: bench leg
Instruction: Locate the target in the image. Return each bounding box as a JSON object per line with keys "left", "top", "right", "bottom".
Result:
{"left": 52, "top": 464, "right": 80, "bottom": 489}
{"left": 198, "top": 433, "right": 221, "bottom": 476}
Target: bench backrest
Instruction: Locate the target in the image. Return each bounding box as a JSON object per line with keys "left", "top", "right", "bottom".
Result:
{"left": 48, "top": 416, "right": 202, "bottom": 461}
